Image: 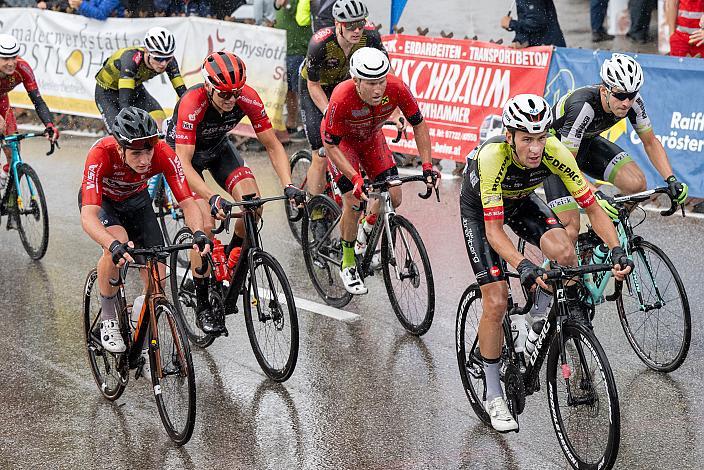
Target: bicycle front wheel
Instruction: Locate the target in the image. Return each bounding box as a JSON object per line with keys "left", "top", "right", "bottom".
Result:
{"left": 82, "top": 269, "right": 128, "bottom": 401}
{"left": 150, "top": 300, "right": 196, "bottom": 445}
{"left": 381, "top": 214, "right": 435, "bottom": 335}
{"left": 244, "top": 251, "right": 299, "bottom": 382}
{"left": 616, "top": 240, "right": 691, "bottom": 372}
{"left": 13, "top": 163, "right": 49, "bottom": 260}
{"left": 302, "top": 194, "right": 352, "bottom": 307}
{"left": 286, "top": 149, "right": 312, "bottom": 245}
{"left": 546, "top": 322, "right": 620, "bottom": 470}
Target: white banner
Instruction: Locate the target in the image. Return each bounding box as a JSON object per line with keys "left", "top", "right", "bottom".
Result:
{"left": 0, "top": 8, "right": 287, "bottom": 131}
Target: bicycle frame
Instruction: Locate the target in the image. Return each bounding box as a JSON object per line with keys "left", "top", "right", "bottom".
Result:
{"left": 0, "top": 134, "right": 41, "bottom": 213}
{"left": 359, "top": 188, "right": 398, "bottom": 277}
{"left": 148, "top": 174, "right": 181, "bottom": 220}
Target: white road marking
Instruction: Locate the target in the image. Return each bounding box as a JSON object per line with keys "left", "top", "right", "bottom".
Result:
{"left": 175, "top": 266, "right": 359, "bottom": 322}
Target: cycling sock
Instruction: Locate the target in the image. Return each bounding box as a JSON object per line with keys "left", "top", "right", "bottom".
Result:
{"left": 100, "top": 293, "right": 120, "bottom": 321}
{"left": 194, "top": 277, "right": 209, "bottom": 307}
{"left": 483, "top": 356, "right": 503, "bottom": 403}
{"left": 341, "top": 239, "right": 356, "bottom": 269}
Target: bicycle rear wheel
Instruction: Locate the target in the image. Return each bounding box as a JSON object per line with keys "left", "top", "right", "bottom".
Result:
{"left": 455, "top": 285, "right": 491, "bottom": 425}
{"left": 13, "top": 163, "right": 49, "bottom": 260}
{"left": 381, "top": 214, "right": 435, "bottom": 335}
{"left": 616, "top": 240, "right": 690, "bottom": 372}
{"left": 286, "top": 150, "right": 311, "bottom": 244}
{"left": 169, "top": 227, "right": 216, "bottom": 348}
{"left": 546, "top": 321, "right": 620, "bottom": 470}
{"left": 154, "top": 177, "right": 185, "bottom": 246}
{"left": 150, "top": 299, "right": 196, "bottom": 445}
{"left": 244, "top": 251, "right": 299, "bottom": 382}
{"left": 302, "top": 194, "right": 352, "bottom": 307}
{"left": 82, "top": 269, "right": 128, "bottom": 401}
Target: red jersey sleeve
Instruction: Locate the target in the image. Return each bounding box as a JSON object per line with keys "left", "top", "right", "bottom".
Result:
{"left": 323, "top": 82, "right": 351, "bottom": 143}
{"left": 392, "top": 75, "right": 421, "bottom": 120}
{"left": 237, "top": 86, "right": 272, "bottom": 133}
{"left": 153, "top": 141, "right": 194, "bottom": 203}
{"left": 16, "top": 58, "right": 39, "bottom": 93}
{"left": 175, "top": 87, "right": 208, "bottom": 146}
{"left": 81, "top": 140, "right": 109, "bottom": 207}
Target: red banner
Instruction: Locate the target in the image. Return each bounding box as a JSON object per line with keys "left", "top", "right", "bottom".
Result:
{"left": 381, "top": 34, "right": 553, "bottom": 161}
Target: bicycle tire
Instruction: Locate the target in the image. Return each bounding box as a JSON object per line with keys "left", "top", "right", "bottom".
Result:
{"left": 14, "top": 163, "right": 49, "bottom": 260}
{"left": 82, "top": 269, "right": 128, "bottom": 401}
{"left": 616, "top": 239, "right": 691, "bottom": 372}
{"left": 150, "top": 299, "right": 196, "bottom": 445}
{"left": 243, "top": 251, "right": 299, "bottom": 382}
{"left": 169, "top": 227, "right": 216, "bottom": 348}
{"left": 455, "top": 285, "right": 492, "bottom": 426}
{"left": 381, "top": 214, "right": 435, "bottom": 335}
{"left": 546, "top": 321, "right": 620, "bottom": 470}
{"left": 286, "top": 149, "right": 312, "bottom": 245}
{"left": 301, "top": 194, "right": 352, "bottom": 308}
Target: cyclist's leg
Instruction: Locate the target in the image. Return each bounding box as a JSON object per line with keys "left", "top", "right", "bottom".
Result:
{"left": 543, "top": 173, "right": 580, "bottom": 244}
{"left": 300, "top": 78, "right": 327, "bottom": 196}
{"left": 361, "top": 132, "right": 403, "bottom": 211}
{"left": 580, "top": 136, "right": 645, "bottom": 194}
{"left": 94, "top": 84, "right": 120, "bottom": 133}
{"left": 0, "top": 95, "right": 16, "bottom": 166}
{"left": 135, "top": 85, "right": 167, "bottom": 132}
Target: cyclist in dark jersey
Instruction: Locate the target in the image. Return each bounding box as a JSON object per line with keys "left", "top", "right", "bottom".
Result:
{"left": 460, "top": 94, "right": 631, "bottom": 433}
{"left": 80, "top": 107, "right": 210, "bottom": 353}
{"left": 299, "top": 0, "right": 387, "bottom": 197}
{"left": 95, "top": 27, "right": 186, "bottom": 132}
{"left": 167, "top": 51, "right": 304, "bottom": 334}
{"left": 544, "top": 53, "right": 688, "bottom": 242}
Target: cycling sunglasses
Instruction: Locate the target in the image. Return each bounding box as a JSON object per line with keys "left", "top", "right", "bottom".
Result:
{"left": 342, "top": 19, "right": 366, "bottom": 31}
{"left": 216, "top": 89, "right": 242, "bottom": 100}
{"left": 611, "top": 90, "right": 638, "bottom": 101}
{"left": 152, "top": 56, "right": 173, "bottom": 63}
{"left": 125, "top": 135, "right": 160, "bottom": 150}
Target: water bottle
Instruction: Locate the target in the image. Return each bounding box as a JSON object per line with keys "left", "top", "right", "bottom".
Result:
{"left": 211, "top": 239, "right": 229, "bottom": 282}
{"left": 529, "top": 287, "right": 553, "bottom": 319}
{"left": 591, "top": 243, "right": 609, "bottom": 265}
{"left": 355, "top": 214, "right": 376, "bottom": 255}
{"left": 510, "top": 314, "right": 529, "bottom": 353}
{"left": 525, "top": 319, "right": 546, "bottom": 356}
{"left": 131, "top": 294, "right": 146, "bottom": 331}
{"left": 226, "top": 246, "right": 242, "bottom": 276}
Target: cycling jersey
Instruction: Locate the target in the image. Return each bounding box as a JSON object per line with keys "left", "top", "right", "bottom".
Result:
{"left": 95, "top": 47, "right": 186, "bottom": 107}
{"left": 0, "top": 57, "right": 53, "bottom": 130}
{"left": 552, "top": 85, "right": 652, "bottom": 153}
{"left": 166, "top": 84, "right": 272, "bottom": 153}
{"left": 460, "top": 135, "right": 596, "bottom": 221}
{"left": 81, "top": 136, "right": 193, "bottom": 206}
{"left": 300, "top": 25, "right": 385, "bottom": 86}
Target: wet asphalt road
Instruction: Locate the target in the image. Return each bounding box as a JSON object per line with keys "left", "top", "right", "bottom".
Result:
{"left": 0, "top": 136, "right": 702, "bottom": 469}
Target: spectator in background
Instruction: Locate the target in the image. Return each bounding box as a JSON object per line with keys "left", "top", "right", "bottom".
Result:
{"left": 64, "top": 0, "right": 123, "bottom": 18}
{"left": 276, "top": 0, "right": 311, "bottom": 140}
{"left": 500, "top": 0, "right": 566, "bottom": 47}
{"left": 591, "top": 0, "right": 615, "bottom": 42}
{"left": 297, "top": 0, "right": 335, "bottom": 31}
{"left": 627, "top": 0, "right": 656, "bottom": 43}
{"left": 666, "top": 0, "right": 704, "bottom": 56}
{"left": 253, "top": 0, "right": 276, "bottom": 25}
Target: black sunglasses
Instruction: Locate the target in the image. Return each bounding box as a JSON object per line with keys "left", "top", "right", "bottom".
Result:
{"left": 343, "top": 20, "right": 366, "bottom": 31}
{"left": 216, "top": 89, "right": 241, "bottom": 100}
{"left": 152, "top": 56, "right": 172, "bottom": 63}
{"left": 611, "top": 90, "right": 638, "bottom": 101}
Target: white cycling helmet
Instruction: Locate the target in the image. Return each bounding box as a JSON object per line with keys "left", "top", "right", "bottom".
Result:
{"left": 349, "top": 47, "right": 390, "bottom": 80}
{"left": 0, "top": 34, "right": 20, "bottom": 58}
{"left": 144, "top": 27, "right": 176, "bottom": 58}
{"left": 600, "top": 53, "right": 643, "bottom": 93}
{"left": 502, "top": 94, "right": 553, "bottom": 134}
{"left": 333, "top": 0, "right": 369, "bottom": 22}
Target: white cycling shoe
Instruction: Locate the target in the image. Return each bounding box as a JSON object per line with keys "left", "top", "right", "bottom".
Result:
{"left": 101, "top": 320, "right": 126, "bottom": 353}
{"left": 485, "top": 396, "right": 518, "bottom": 433}
{"left": 339, "top": 266, "right": 368, "bottom": 295}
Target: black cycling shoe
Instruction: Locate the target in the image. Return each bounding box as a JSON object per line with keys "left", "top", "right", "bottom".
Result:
{"left": 196, "top": 305, "right": 220, "bottom": 334}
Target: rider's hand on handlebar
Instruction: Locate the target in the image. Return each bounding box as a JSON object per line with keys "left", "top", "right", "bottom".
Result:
{"left": 665, "top": 175, "right": 688, "bottom": 205}
{"left": 595, "top": 190, "right": 619, "bottom": 220}
{"left": 45, "top": 123, "right": 59, "bottom": 143}
{"left": 517, "top": 258, "right": 548, "bottom": 290}
{"left": 284, "top": 184, "right": 306, "bottom": 205}
{"left": 610, "top": 246, "right": 633, "bottom": 281}
{"left": 209, "top": 194, "right": 233, "bottom": 220}
{"left": 422, "top": 162, "right": 440, "bottom": 189}
{"left": 192, "top": 230, "right": 212, "bottom": 255}
{"left": 109, "top": 240, "right": 134, "bottom": 267}
{"left": 351, "top": 173, "right": 367, "bottom": 201}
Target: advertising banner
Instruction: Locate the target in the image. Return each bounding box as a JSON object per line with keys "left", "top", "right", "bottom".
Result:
{"left": 1, "top": 8, "right": 287, "bottom": 132}
{"left": 545, "top": 47, "right": 704, "bottom": 197}
{"left": 381, "top": 34, "right": 553, "bottom": 162}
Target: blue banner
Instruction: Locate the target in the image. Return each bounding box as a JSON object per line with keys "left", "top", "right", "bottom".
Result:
{"left": 544, "top": 48, "right": 704, "bottom": 197}
{"left": 390, "top": 0, "right": 408, "bottom": 33}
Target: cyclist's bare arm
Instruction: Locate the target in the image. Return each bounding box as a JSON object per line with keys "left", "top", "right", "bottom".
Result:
{"left": 256, "top": 128, "right": 293, "bottom": 186}
{"left": 413, "top": 120, "right": 433, "bottom": 167}
{"left": 584, "top": 202, "right": 621, "bottom": 249}
{"left": 175, "top": 143, "right": 215, "bottom": 200}
{"left": 640, "top": 129, "right": 675, "bottom": 180}
{"left": 80, "top": 205, "right": 133, "bottom": 263}
{"left": 179, "top": 197, "right": 207, "bottom": 235}
{"left": 484, "top": 218, "right": 525, "bottom": 270}
{"left": 324, "top": 142, "right": 358, "bottom": 181}
{"left": 307, "top": 79, "right": 329, "bottom": 113}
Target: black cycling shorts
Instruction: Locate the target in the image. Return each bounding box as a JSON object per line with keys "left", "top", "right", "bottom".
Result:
{"left": 95, "top": 84, "right": 164, "bottom": 133}
{"left": 190, "top": 137, "right": 255, "bottom": 195}
{"left": 544, "top": 135, "right": 633, "bottom": 213}
{"left": 298, "top": 77, "right": 334, "bottom": 151}
{"left": 78, "top": 189, "right": 164, "bottom": 249}
{"left": 460, "top": 193, "right": 564, "bottom": 286}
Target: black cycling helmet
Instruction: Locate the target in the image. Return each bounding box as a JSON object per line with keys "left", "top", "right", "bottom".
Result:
{"left": 113, "top": 107, "right": 159, "bottom": 150}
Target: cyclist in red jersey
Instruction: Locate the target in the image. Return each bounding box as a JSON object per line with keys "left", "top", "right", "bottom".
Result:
{"left": 667, "top": 0, "right": 704, "bottom": 56}
{"left": 80, "top": 107, "right": 210, "bottom": 353}
{"left": 322, "top": 47, "right": 438, "bottom": 294}
{"left": 0, "top": 34, "right": 59, "bottom": 186}
{"left": 166, "top": 51, "right": 305, "bottom": 334}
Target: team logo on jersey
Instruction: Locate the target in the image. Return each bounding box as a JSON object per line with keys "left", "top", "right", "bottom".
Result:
{"left": 489, "top": 266, "right": 501, "bottom": 277}
{"left": 380, "top": 96, "right": 390, "bottom": 105}
{"left": 546, "top": 217, "right": 558, "bottom": 225}
{"left": 133, "top": 51, "right": 143, "bottom": 64}
{"left": 351, "top": 107, "right": 370, "bottom": 118}
{"left": 182, "top": 121, "right": 193, "bottom": 130}
{"left": 326, "top": 58, "right": 340, "bottom": 68}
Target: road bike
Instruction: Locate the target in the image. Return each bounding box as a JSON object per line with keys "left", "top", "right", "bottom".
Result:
{"left": 83, "top": 243, "right": 196, "bottom": 445}
{"left": 0, "top": 131, "right": 56, "bottom": 259}
{"left": 302, "top": 175, "right": 438, "bottom": 335}
{"left": 170, "top": 194, "right": 299, "bottom": 382}
{"left": 456, "top": 262, "right": 621, "bottom": 469}
{"left": 148, "top": 174, "right": 184, "bottom": 246}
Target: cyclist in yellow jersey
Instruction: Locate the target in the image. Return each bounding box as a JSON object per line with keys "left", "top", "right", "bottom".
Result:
{"left": 459, "top": 94, "right": 632, "bottom": 433}
{"left": 94, "top": 27, "right": 186, "bottom": 132}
